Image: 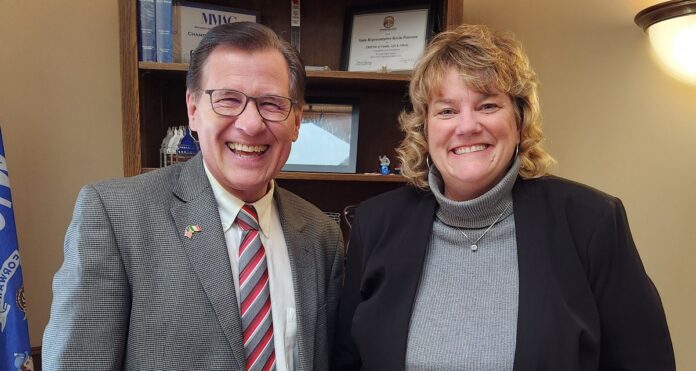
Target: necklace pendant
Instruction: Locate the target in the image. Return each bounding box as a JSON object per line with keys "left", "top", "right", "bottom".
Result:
{"left": 471, "top": 244, "right": 478, "bottom": 251}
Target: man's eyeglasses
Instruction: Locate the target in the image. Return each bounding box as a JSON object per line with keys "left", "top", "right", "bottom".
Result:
{"left": 204, "top": 89, "right": 297, "bottom": 122}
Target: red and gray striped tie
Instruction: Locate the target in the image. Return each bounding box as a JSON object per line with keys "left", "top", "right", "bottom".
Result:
{"left": 237, "top": 204, "right": 276, "bottom": 371}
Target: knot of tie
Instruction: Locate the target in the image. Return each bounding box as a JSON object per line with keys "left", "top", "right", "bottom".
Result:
{"left": 236, "top": 204, "right": 259, "bottom": 231}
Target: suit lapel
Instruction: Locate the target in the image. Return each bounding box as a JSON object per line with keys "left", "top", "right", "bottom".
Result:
{"left": 512, "top": 179, "right": 552, "bottom": 371}
{"left": 274, "top": 186, "right": 317, "bottom": 370}
{"left": 356, "top": 191, "right": 437, "bottom": 370}
{"left": 170, "top": 155, "right": 246, "bottom": 370}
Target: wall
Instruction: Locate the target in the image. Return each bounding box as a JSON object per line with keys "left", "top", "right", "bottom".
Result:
{"left": 462, "top": 1, "right": 696, "bottom": 369}
{"left": 0, "top": 1, "right": 123, "bottom": 345}
{"left": 1, "top": 1, "right": 694, "bottom": 369}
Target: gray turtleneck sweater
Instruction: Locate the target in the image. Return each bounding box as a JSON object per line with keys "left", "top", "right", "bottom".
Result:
{"left": 404, "top": 159, "right": 521, "bottom": 371}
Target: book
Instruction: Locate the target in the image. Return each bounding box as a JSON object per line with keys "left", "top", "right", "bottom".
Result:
{"left": 290, "top": 0, "right": 300, "bottom": 51}
{"left": 172, "top": 1, "right": 258, "bottom": 63}
{"left": 155, "top": 0, "right": 173, "bottom": 63}
{"left": 138, "top": 0, "right": 156, "bottom": 62}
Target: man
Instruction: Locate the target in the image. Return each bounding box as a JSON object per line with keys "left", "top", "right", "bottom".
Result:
{"left": 43, "top": 22, "right": 343, "bottom": 370}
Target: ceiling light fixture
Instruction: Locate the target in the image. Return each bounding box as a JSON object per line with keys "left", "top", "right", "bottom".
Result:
{"left": 635, "top": 0, "right": 696, "bottom": 83}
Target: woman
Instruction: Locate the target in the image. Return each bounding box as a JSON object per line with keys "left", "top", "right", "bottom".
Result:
{"left": 333, "top": 24, "right": 674, "bottom": 370}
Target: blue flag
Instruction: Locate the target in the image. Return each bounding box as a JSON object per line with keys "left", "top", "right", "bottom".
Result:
{"left": 0, "top": 128, "right": 34, "bottom": 371}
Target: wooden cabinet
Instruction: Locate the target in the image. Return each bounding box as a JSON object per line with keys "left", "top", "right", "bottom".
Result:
{"left": 117, "top": 0, "right": 462, "bottom": 215}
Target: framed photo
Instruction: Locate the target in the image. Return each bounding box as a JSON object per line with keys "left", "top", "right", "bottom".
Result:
{"left": 283, "top": 98, "right": 360, "bottom": 173}
{"left": 342, "top": 4, "right": 434, "bottom": 72}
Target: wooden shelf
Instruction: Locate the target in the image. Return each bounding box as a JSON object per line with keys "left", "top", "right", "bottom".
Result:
{"left": 277, "top": 172, "right": 406, "bottom": 182}
{"left": 120, "top": 0, "right": 463, "bottom": 209}
{"left": 306, "top": 70, "right": 410, "bottom": 89}
{"left": 142, "top": 167, "right": 406, "bottom": 183}
{"left": 139, "top": 61, "right": 188, "bottom": 71}
{"left": 139, "top": 62, "right": 410, "bottom": 89}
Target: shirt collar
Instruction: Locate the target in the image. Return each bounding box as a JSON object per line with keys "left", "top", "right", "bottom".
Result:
{"left": 203, "top": 163, "right": 275, "bottom": 238}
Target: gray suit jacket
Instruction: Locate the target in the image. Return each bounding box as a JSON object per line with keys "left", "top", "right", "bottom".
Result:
{"left": 42, "top": 154, "right": 344, "bottom": 370}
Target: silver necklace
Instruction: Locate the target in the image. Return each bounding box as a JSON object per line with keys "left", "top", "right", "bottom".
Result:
{"left": 458, "top": 203, "right": 511, "bottom": 252}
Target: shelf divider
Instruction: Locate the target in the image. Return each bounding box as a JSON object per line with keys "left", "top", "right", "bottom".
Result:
{"left": 141, "top": 167, "right": 406, "bottom": 183}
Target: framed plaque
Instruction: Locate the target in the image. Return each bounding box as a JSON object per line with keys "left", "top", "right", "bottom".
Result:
{"left": 172, "top": 1, "right": 258, "bottom": 63}
{"left": 283, "top": 98, "right": 360, "bottom": 173}
{"left": 342, "top": 4, "right": 434, "bottom": 72}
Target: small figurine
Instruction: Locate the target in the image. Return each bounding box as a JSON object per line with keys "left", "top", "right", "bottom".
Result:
{"left": 13, "top": 351, "right": 33, "bottom": 371}
{"left": 379, "top": 155, "right": 391, "bottom": 175}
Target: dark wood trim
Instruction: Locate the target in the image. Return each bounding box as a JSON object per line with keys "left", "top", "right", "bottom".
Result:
{"left": 277, "top": 172, "right": 406, "bottom": 182}
{"left": 138, "top": 62, "right": 411, "bottom": 88}
{"left": 118, "top": 0, "right": 142, "bottom": 177}
{"left": 445, "top": 0, "right": 464, "bottom": 29}
{"left": 635, "top": 0, "right": 696, "bottom": 31}
{"left": 142, "top": 167, "right": 406, "bottom": 183}
{"left": 31, "top": 346, "right": 42, "bottom": 371}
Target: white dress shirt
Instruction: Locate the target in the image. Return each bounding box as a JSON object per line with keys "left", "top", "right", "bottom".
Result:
{"left": 204, "top": 165, "right": 297, "bottom": 371}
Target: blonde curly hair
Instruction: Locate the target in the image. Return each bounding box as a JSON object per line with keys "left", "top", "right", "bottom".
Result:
{"left": 397, "top": 24, "right": 555, "bottom": 189}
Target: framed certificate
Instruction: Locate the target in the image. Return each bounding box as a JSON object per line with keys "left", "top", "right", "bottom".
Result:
{"left": 172, "top": 1, "right": 258, "bottom": 63}
{"left": 342, "top": 4, "right": 434, "bottom": 72}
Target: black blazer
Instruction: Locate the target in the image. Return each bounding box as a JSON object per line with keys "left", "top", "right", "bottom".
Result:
{"left": 333, "top": 176, "right": 674, "bottom": 370}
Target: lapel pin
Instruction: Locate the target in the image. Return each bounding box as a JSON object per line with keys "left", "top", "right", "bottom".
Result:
{"left": 184, "top": 224, "right": 202, "bottom": 239}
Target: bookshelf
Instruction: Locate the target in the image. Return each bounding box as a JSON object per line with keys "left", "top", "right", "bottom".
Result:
{"left": 117, "top": 0, "right": 463, "bottom": 215}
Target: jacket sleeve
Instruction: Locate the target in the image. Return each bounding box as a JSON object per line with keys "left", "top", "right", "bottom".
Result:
{"left": 587, "top": 198, "right": 675, "bottom": 370}
{"left": 332, "top": 212, "right": 365, "bottom": 370}
{"left": 42, "top": 185, "right": 130, "bottom": 371}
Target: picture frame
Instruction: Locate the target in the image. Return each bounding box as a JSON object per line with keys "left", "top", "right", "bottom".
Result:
{"left": 341, "top": 4, "right": 435, "bottom": 72}
{"left": 283, "top": 98, "right": 360, "bottom": 173}
{"left": 172, "top": 1, "right": 259, "bottom": 63}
